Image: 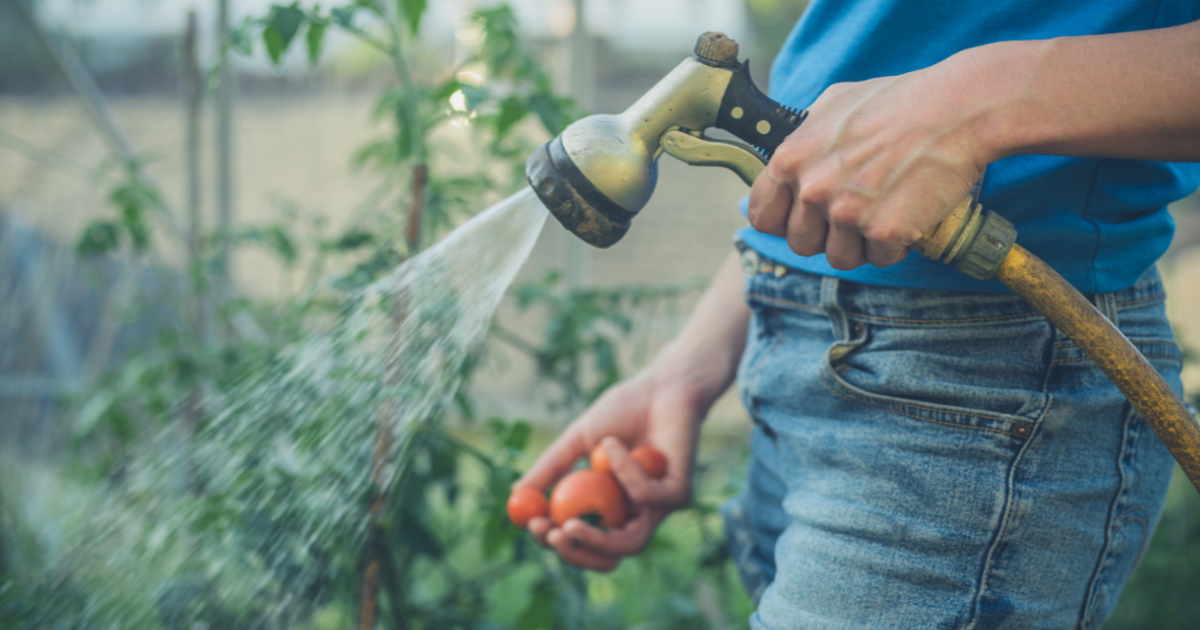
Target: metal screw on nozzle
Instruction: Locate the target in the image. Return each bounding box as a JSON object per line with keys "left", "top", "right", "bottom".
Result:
{"left": 694, "top": 32, "right": 739, "bottom": 67}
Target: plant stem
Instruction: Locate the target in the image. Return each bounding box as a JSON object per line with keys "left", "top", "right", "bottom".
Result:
{"left": 360, "top": 8, "right": 431, "bottom": 626}
{"left": 405, "top": 165, "right": 427, "bottom": 254}
{"left": 490, "top": 323, "right": 541, "bottom": 358}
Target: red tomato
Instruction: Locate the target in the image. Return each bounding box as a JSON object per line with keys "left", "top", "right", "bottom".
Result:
{"left": 507, "top": 486, "right": 548, "bottom": 529}
{"left": 549, "top": 469, "right": 627, "bottom": 528}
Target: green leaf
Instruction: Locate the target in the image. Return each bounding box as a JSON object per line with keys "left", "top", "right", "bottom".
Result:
{"left": 480, "top": 498, "right": 520, "bottom": 560}
{"left": 474, "top": 6, "right": 519, "bottom": 73}
{"left": 263, "top": 4, "right": 306, "bottom": 66}
{"left": 306, "top": 20, "right": 327, "bottom": 66}
{"left": 330, "top": 6, "right": 356, "bottom": 28}
{"left": 503, "top": 421, "right": 531, "bottom": 453}
{"left": 327, "top": 229, "right": 373, "bottom": 251}
{"left": 399, "top": 0, "right": 426, "bottom": 34}
{"left": 74, "top": 389, "right": 117, "bottom": 438}
{"left": 76, "top": 221, "right": 121, "bottom": 257}
{"left": 494, "top": 96, "right": 529, "bottom": 137}
{"left": 432, "top": 78, "right": 463, "bottom": 102}
{"left": 228, "top": 17, "right": 257, "bottom": 55}
{"left": 239, "top": 226, "right": 298, "bottom": 265}
{"left": 529, "top": 93, "right": 579, "bottom": 137}
{"left": 515, "top": 579, "right": 557, "bottom": 630}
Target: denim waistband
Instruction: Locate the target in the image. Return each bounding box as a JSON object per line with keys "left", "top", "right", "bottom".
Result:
{"left": 736, "top": 242, "right": 1166, "bottom": 328}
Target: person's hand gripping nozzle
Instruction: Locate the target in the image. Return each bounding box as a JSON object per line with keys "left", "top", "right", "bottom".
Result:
{"left": 525, "top": 32, "right": 1200, "bottom": 494}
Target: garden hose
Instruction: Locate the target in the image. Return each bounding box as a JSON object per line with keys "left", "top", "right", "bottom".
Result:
{"left": 915, "top": 200, "right": 1200, "bottom": 494}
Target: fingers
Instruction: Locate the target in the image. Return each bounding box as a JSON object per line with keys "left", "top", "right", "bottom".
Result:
{"left": 747, "top": 166, "right": 792, "bottom": 238}
{"left": 823, "top": 220, "right": 867, "bottom": 271}
{"left": 527, "top": 514, "right": 656, "bottom": 571}
{"left": 538, "top": 511, "right": 664, "bottom": 571}
{"left": 546, "top": 525, "right": 622, "bottom": 571}
{"left": 599, "top": 437, "right": 688, "bottom": 509}
{"left": 785, "top": 196, "right": 828, "bottom": 256}
{"left": 560, "top": 511, "right": 658, "bottom": 556}
{"left": 515, "top": 426, "right": 587, "bottom": 494}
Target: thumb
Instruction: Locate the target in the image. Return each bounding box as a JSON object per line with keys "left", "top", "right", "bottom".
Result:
{"left": 515, "top": 425, "right": 588, "bottom": 493}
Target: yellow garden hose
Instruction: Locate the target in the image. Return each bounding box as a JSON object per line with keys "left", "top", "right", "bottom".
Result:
{"left": 996, "top": 245, "right": 1200, "bottom": 492}
{"left": 915, "top": 199, "right": 1200, "bottom": 494}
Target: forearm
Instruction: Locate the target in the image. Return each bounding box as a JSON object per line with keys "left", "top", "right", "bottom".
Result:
{"left": 649, "top": 251, "right": 749, "bottom": 410}
{"left": 962, "top": 20, "right": 1200, "bottom": 163}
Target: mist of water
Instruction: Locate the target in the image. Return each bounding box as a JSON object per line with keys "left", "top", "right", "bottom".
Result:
{"left": 5, "top": 188, "right": 548, "bottom": 627}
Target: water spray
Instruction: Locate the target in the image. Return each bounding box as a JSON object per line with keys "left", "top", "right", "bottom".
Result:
{"left": 525, "top": 32, "right": 1200, "bottom": 493}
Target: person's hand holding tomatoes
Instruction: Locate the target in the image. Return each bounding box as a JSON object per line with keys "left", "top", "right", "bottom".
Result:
{"left": 513, "top": 252, "right": 751, "bottom": 572}
{"left": 514, "top": 371, "right": 701, "bottom": 571}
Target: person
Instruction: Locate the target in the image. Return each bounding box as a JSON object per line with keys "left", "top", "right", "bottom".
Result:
{"left": 517, "top": 2, "right": 1200, "bottom": 627}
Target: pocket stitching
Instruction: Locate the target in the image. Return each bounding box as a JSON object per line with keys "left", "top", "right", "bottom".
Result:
{"left": 820, "top": 362, "right": 1034, "bottom": 438}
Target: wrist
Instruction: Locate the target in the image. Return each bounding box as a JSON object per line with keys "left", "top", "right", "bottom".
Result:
{"left": 946, "top": 39, "right": 1055, "bottom": 163}
{"left": 645, "top": 335, "right": 740, "bottom": 414}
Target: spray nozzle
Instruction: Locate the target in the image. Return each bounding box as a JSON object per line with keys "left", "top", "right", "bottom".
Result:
{"left": 525, "top": 32, "right": 808, "bottom": 248}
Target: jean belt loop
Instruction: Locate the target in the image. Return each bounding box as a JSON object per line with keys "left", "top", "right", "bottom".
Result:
{"left": 1093, "top": 291, "right": 1120, "bottom": 328}
{"left": 820, "top": 276, "right": 850, "bottom": 341}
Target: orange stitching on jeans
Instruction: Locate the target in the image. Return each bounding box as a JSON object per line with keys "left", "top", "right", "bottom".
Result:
{"left": 1054, "top": 338, "right": 1178, "bottom": 349}
{"left": 1051, "top": 353, "right": 1180, "bottom": 364}
{"left": 746, "top": 293, "right": 823, "bottom": 312}
{"left": 1115, "top": 292, "right": 1165, "bottom": 307}
{"left": 820, "top": 370, "right": 1023, "bottom": 437}
{"left": 748, "top": 293, "right": 1039, "bottom": 324}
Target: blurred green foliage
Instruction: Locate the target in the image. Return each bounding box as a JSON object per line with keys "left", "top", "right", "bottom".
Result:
{"left": 6, "top": 2, "right": 1199, "bottom": 629}
{"left": 2, "top": 3, "right": 750, "bottom": 629}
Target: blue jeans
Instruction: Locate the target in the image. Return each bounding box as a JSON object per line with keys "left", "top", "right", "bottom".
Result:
{"left": 721, "top": 250, "right": 1183, "bottom": 629}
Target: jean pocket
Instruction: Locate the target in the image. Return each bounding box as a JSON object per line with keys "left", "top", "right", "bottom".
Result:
{"left": 821, "top": 320, "right": 1049, "bottom": 440}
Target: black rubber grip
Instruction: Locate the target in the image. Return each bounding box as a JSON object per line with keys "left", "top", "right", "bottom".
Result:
{"left": 715, "top": 61, "right": 807, "bottom": 159}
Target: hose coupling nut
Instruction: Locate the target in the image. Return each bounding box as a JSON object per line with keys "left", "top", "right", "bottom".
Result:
{"left": 953, "top": 210, "right": 1017, "bottom": 281}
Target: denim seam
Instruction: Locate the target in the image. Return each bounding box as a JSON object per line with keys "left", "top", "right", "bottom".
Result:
{"left": 966, "top": 395, "right": 1055, "bottom": 630}
{"left": 819, "top": 368, "right": 1031, "bottom": 437}
{"left": 748, "top": 291, "right": 1165, "bottom": 317}
{"left": 1078, "top": 402, "right": 1141, "bottom": 629}
{"left": 1115, "top": 292, "right": 1166, "bottom": 307}
{"left": 1054, "top": 338, "right": 1178, "bottom": 348}
{"left": 748, "top": 293, "right": 1042, "bottom": 325}
{"left": 747, "top": 293, "right": 825, "bottom": 314}
{"left": 1053, "top": 353, "right": 1181, "bottom": 364}
{"left": 743, "top": 309, "right": 786, "bottom": 440}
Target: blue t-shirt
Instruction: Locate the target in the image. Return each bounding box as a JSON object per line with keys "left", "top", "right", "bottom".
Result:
{"left": 738, "top": 0, "right": 1200, "bottom": 294}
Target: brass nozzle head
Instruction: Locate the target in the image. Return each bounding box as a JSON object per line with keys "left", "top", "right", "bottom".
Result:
{"left": 525, "top": 137, "right": 641, "bottom": 248}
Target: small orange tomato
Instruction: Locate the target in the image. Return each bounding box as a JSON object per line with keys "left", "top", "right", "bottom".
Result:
{"left": 631, "top": 445, "right": 668, "bottom": 479}
{"left": 591, "top": 440, "right": 668, "bottom": 479}
{"left": 590, "top": 442, "right": 613, "bottom": 474}
{"left": 549, "top": 469, "right": 627, "bottom": 528}
{"left": 507, "top": 486, "right": 548, "bottom": 529}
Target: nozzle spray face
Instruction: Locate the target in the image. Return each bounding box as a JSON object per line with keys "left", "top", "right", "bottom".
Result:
{"left": 525, "top": 136, "right": 646, "bottom": 248}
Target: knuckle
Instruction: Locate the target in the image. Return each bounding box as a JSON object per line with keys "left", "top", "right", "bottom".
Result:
{"left": 786, "top": 232, "right": 822, "bottom": 257}
{"left": 622, "top": 478, "right": 651, "bottom": 504}
{"left": 826, "top": 252, "right": 860, "bottom": 271}
{"left": 746, "top": 206, "right": 768, "bottom": 231}
{"left": 861, "top": 222, "right": 901, "bottom": 245}
{"left": 827, "top": 205, "right": 861, "bottom": 230}
{"left": 767, "top": 147, "right": 801, "bottom": 177}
